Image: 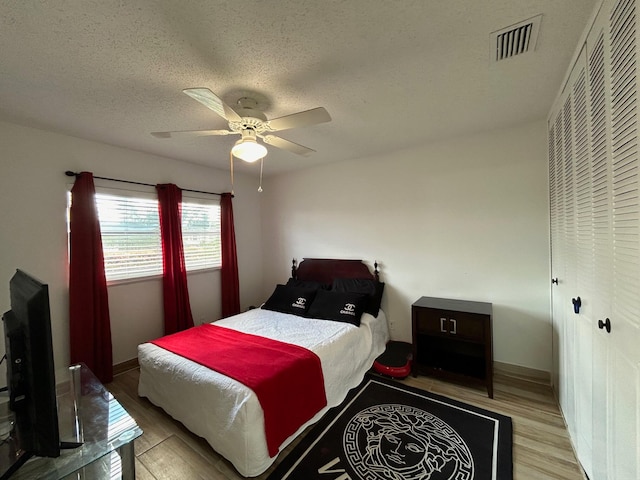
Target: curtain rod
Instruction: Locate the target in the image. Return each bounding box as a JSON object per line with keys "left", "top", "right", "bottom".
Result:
{"left": 65, "top": 171, "right": 229, "bottom": 197}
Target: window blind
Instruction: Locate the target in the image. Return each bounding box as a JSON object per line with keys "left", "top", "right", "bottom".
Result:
{"left": 93, "top": 191, "right": 221, "bottom": 282}
{"left": 96, "top": 192, "right": 163, "bottom": 281}
{"left": 181, "top": 201, "right": 221, "bottom": 272}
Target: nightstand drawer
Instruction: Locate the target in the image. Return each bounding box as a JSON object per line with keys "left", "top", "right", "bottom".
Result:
{"left": 415, "top": 309, "right": 485, "bottom": 342}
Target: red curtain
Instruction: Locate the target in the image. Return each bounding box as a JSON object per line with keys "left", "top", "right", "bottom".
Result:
{"left": 221, "top": 193, "right": 240, "bottom": 317}
{"left": 156, "top": 184, "right": 194, "bottom": 334}
{"left": 69, "top": 172, "right": 113, "bottom": 383}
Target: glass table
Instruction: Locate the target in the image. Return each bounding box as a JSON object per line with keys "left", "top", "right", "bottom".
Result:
{"left": 0, "top": 363, "right": 142, "bottom": 480}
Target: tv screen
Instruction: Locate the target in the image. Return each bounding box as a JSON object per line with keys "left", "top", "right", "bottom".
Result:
{"left": 2, "top": 270, "right": 60, "bottom": 464}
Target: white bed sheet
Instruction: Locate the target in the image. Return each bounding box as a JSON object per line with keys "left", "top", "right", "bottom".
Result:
{"left": 137, "top": 307, "right": 389, "bottom": 477}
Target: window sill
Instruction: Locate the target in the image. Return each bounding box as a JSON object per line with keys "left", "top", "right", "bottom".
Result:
{"left": 106, "top": 266, "right": 221, "bottom": 287}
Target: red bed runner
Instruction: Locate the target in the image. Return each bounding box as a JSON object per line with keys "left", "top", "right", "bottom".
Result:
{"left": 151, "top": 323, "right": 327, "bottom": 456}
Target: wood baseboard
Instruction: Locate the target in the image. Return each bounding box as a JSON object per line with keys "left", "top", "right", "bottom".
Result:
{"left": 494, "top": 361, "right": 551, "bottom": 385}
{"left": 112, "top": 358, "right": 551, "bottom": 385}
{"left": 113, "top": 358, "right": 139, "bottom": 376}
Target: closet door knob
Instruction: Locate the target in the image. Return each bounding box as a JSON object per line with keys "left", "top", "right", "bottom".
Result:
{"left": 598, "top": 318, "right": 611, "bottom": 333}
{"left": 572, "top": 297, "right": 581, "bottom": 314}
{"left": 552, "top": 278, "right": 558, "bottom": 284}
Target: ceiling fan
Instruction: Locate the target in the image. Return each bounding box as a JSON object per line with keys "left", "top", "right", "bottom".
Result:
{"left": 151, "top": 88, "right": 331, "bottom": 162}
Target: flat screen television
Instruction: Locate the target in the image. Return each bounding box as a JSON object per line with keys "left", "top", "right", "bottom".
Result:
{"left": 1, "top": 270, "right": 62, "bottom": 478}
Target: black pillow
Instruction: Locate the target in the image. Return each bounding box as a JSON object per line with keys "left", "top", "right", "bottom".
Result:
{"left": 307, "top": 290, "right": 368, "bottom": 326}
{"left": 262, "top": 284, "right": 317, "bottom": 316}
{"left": 285, "top": 278, "right": 330, "bottom": 291}
{"left": 331, "top": 278, "right": 385, "bottom": 317}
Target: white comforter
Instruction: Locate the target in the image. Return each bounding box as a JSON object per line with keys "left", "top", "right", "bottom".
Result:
{"left": 137, "top": 307, "right": 389, "bottom": 477}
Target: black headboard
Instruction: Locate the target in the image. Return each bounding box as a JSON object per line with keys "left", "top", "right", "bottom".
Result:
{"left": 291, "top": 258, "right": 379, "bottom": 284}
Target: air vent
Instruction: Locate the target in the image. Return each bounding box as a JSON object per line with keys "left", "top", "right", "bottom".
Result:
{"left": 491, "top": 15, "right": 542, "bottom": 62}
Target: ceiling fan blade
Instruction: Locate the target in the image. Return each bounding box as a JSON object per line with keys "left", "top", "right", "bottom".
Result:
{"left": 262, "top": 135, "right": 316, "bottom": 156}
{"left": 182, "top": 88, "right": 242, "bottom": 122}
{"left": 151, "top": 129, "right": 234, "bottom": 138}
{"left": 266, "top": 107, "right": 331, "bottom": 132}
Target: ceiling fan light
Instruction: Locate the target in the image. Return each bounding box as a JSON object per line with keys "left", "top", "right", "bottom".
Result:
{"left": 231, "top": 137, "right": 267, "bottom": 163}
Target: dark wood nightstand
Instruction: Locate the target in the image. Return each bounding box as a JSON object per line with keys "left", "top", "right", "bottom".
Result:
{"left": 411, "top": 296, "right": 493, "bottom": 398}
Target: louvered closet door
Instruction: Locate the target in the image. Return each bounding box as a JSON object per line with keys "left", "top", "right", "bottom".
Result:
{"left": 549, "top": 106, "right": 563, "bottom": 395}
{"left": 582, "top": 0, "right": 640, "bottom": 478}
{"left": 570, "top": 49, "right": 596, "bottom": 478}
{"left": 607, "top": 0, "right": 640, "bottom": 477}
{"left": 549, "top": 108, "right": 561, "bottom": 395}
{"left": 562, "top": 76, "right": 579, "bottom": 443}
{"left": 586, "top": 10, "right": 613, "bottom": 479}
{"left": 550, "top": 0, "right": 640, "bottom": 477}
{"left": 549, "top": 96, "right": 574, "bottom": 433}
{"left": 549, "top": 49, "right": 596, "bottom": 476}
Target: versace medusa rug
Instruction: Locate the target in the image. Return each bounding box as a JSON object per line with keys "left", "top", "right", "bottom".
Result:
{"left": 268, "top": 375, "right": 512, "bottom": 480}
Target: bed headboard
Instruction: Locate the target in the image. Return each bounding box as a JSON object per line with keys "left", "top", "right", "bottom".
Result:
{"left": 291, "top": 258, "right": 379, "bottom": 284}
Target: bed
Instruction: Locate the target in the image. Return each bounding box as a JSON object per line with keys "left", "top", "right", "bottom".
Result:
{"left": 137, "top": 258, "right": 389, "bottom": 477}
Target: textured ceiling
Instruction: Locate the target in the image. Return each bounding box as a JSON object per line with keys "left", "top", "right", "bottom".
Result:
{"left": 0, "top": 0, "right": 597, "bottom": 175}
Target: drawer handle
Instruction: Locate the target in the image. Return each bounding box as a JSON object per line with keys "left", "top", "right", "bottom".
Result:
{"left": 440, "top": 318, "right": 447, "bottom": 333}
{"left": 450, "top": 318, "right": 457, "bottom": 335}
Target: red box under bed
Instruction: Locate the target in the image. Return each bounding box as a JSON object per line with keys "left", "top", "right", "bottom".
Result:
{"left": 372, "top": 341, "right": 413, "bottom": 379}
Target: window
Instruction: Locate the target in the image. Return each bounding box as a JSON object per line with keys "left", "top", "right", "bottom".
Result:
{"left": 181, "top": 201, "right": 221, "bottom": 271}
{"left": 92, "top": 190, "right": 221, "bottom": 282}
{"left": 97, "top": 192, "right": 162, "bottom": 281}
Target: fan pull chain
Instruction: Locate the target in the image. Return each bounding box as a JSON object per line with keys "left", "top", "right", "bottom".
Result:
{"left": 229, "top": 151, "right": 235, "bottom": 196}
{"left": 258, "top": 157, "right": 264, "bottom": 192}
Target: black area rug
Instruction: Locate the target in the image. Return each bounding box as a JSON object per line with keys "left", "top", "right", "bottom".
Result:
{"left": 269, "top": 375, "right": 512, "bottom": 480}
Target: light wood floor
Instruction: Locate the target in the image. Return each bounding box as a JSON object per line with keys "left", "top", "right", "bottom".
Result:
{"left": 107, "top": 368, "right": 585, "bottom": 480}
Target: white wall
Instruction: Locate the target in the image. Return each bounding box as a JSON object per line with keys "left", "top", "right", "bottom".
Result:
{"left": 261, "top": 120, "right": 551, "bottom": 371}
{"left": 0, "top": 120, "right": 264, "bottom": 371}
{"left": 0, "top": 118, "right": 551, "bottom": 374}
